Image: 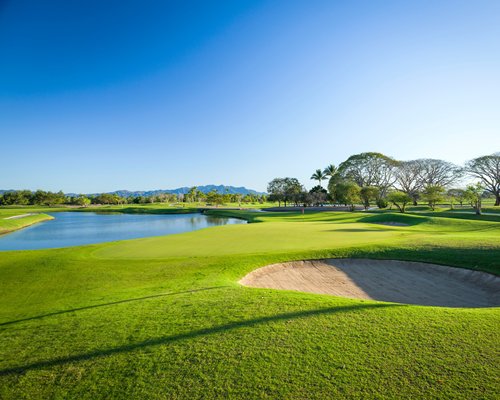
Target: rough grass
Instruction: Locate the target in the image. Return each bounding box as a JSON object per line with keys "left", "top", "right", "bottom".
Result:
{"left": 0, "top": 208, "right": 499, "bottom": 399}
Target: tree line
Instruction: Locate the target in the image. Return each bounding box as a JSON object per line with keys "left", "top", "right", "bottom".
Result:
{"left": 267, "top": 152, "right": 500, "bottom": 214}
{"left": 0, "top": 188, "right": 267, "bottom": 207}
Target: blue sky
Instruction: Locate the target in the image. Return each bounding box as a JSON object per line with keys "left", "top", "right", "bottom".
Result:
{"left": 1, "top": 0, "right": 499, "bottom": 192}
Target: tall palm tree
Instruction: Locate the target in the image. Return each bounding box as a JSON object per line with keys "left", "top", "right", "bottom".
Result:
{"left": 323, "top": 164, "right": 337, "bottom": 178}
{"left": 311, "top": 169, "right": 327, "bottom": 187}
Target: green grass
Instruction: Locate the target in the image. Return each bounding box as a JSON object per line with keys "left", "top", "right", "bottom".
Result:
{"left": 0, "top": 211, "right": 54, "bottom": 235}
{"left": 0, "top": 207, "right": 499, "bottom": 399}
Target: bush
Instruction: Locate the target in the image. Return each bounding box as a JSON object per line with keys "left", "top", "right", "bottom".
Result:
{"left": 376, "top": 198, "right": 388, "bottom": 209}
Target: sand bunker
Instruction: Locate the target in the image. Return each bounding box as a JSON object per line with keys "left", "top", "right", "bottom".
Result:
{"left": 240, "top": 259, "right": 500, "bottom": 307}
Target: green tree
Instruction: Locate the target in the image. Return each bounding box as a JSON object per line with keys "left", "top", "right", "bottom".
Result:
{"left": 418, "top": 159, "right": 462, "bottom": 188}
{"left": 310, "top": 169, "right": 327, "bottom": 187}
{"left": 186, "top": 187, "right": 198, "bottom": 203}
{"left": 447, "top": 188, "right": 466, "bottom": 207}
{"left": 267, "top": 177, "right": 303, "bottom": 207}
{"left": 464, "top": 183, "right": 484, "bottom": 215}
{"left": 206, "top": 190, "right": 223, "bottom": 207}
{"left": 323, "top": 164, "right": 337, "bottom": 179}
{"left": 338, "top": 152, "right": 398, "bottom": 198}
{"left": 360, "top": 186, "right": 380, "bottom": 210}
{"left": 283, "top": 178, "right": 304, "bottom": 207}
{"left": 394, "top": 160, "right": 424, "bottom": 205}
{"left": 309, "top": 185, "right": 328, "bottom": 206}
{"left": 465, "top": 153, "right": 500, "bottom": 206}
{"left": 335, "top": 181, "right": 361, "bottom": 211}
{"left": 267, "top": 178, "right": 286, "bottom": 207}
{"left": 93, "top": 193, "right": 124, "bottom": 205}
{"left": 0, "top": 190, "right": 32, "bottom": 205}
{"left": 422, "top": 185, "right": 445, "bottom": 211}
{"left": 72, "top": 195, "right": 91, "bottom": 207}
{"left": 31, "top": 190, "right": 66, "bottom": 206}
{"left": 386, "top": 191, "right": 412, "bottom": 213}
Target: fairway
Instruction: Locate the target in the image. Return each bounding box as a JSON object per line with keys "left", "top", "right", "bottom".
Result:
{"left": 0, "top": 209, "right": 499, "bottom": 399}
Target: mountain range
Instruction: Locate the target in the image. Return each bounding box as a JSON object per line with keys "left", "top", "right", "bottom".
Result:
{"left": 96, "top": 185, "right": 265, "bottom": 197}
{"left": 0, "top": 185, "right": 266, "bottom": 197}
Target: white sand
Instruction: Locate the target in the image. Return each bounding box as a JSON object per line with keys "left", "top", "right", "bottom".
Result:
{"left": 239, "top": 259, "right": 500, "bottom": 307}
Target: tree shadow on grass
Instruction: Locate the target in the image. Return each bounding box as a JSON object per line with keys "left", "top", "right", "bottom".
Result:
{"left": 358, "top": 214, "right": 427, "bottom": 226}
{"left": 0, "top": 303, "right": 400, "bottom": 376}
{"left": 329, "top": 228, "right": 381, "bottom": 232}
{"left": 0, "top": 287, "right": 228, "bottom": 327}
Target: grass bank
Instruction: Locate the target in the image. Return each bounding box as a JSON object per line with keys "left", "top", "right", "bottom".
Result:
{"left": 0, "top": 212, "right": 54, "bottom": 235}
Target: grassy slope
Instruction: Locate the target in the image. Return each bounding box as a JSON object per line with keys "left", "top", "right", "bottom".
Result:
{"left": 0, "top": 211, "right": 54, "bottom": 235}
{"left": 0, "top": 209, "right": 499, "bottom": 399}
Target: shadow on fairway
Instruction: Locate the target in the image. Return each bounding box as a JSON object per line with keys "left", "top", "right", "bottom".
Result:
{"left": 358, "top": 214, "right": 427, "bottom": 226}
{"left": 330, "top": 228, "right": 381, "bottom": 232}
{"left": 0, "top": 303, "right": 400, "bottom": 376}
{"left": 0, "top": 287, "right": 228, "bottom": 327}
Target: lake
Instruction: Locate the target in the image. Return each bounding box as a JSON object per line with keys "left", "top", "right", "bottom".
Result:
{"left": 0, "top": 212, "right": 246, "bottom": 251}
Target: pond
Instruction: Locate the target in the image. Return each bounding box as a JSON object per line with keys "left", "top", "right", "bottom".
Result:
{"left": 0, "top": 212, "right": 246, "bottom": 251}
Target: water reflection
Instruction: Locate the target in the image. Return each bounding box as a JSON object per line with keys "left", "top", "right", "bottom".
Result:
{"left": 0, "top": 212, "right": 246, "bottom": 251}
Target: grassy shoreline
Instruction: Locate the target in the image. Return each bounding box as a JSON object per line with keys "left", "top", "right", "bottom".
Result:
{"left": 0, "top": 213, "right": 54, "bottom": 236}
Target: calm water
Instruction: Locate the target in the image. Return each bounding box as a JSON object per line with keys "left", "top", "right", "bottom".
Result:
{"left": 0, "top": 212, "right": 246, "bottom": 251}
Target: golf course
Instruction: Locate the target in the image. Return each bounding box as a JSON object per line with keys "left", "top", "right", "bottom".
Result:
{"left": 3, "top": 0, "right": 500, "bottom": 398}
{"left": 0, "top": 207, "right": 498, "bottom": 399}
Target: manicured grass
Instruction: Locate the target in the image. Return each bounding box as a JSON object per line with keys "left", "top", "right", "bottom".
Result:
{"left": 0, "top": 211, "right": 54, "bottom": 235}
{"left": 0, "top": 207, "right": 499, "bottom": 399}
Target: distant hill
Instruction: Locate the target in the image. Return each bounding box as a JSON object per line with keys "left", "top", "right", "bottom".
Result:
{"left": 0, "top": 186, "right": 266, "bottom": 197}
{"left": 104, "top": 185, "right": 265, "bottom": 198}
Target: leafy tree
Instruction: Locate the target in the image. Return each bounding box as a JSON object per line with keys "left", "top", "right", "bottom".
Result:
{"left": 72, "top": 195, "right": 91, "bottom": 207}
{"left": 132, "top": 196, "right": 148, "bottom": 204}
{"left": 310, "top": 169, "right": 327, "bottom": 187}
{"left": 422, "top": 185, "right": 445, "bottom": 211}
{"left": 283, "top": 178, "right": 304, "bottom": 206}
{"left": 267, "top": 177, "right": 303, "bottom": 207}
{"left": 327, "top": 173, "right": 343, "bottom": 203}
{"left": 386, "top": 190, "right": 412, "bottom": 213}
{"left": 309, "top": 185, "right": 328, "bottom": 206}
{"left": 0, "top": 190, "right": 31, "bottom": 205}
{"left": 360, "top": 186, "right": 380, "bottom": 210}
{"left": 93, "top": 193, "right": 124, "bottom": 205}
{"left": 267, "top": 178, "right": 286, "bottom": 207}
{"left": 394, "top": 160, "right": 424, "bottom": 205}
{"left": 464, "top": 183, "right": 484, "bottom": 215}
{"left": 186, "top": 187, "right": 199, "bottom": 203}
{"left": 222, "top": 192, "right": 232, "bottom": 204}
{"left": 206, "top": 190, "right": 223, "bottom": 207}
{"left": 323, "top": 164, "right": 337, "bottom": 179}
{"left": 334, "top": 181, "right": 361, "bottom": 211}
{"left": 417, "top": 159, "right": 462, "bottom": 189}
{"left": 447, "top": 188, "right": 466, "bottom": 207}
{"left": 465, "top": 153, "right": 500, "bottom": 206}
{"left": 32, "top": 190, "right": 49, "bottom": 205}
{"left": 338, "top": 152, "right": 398, "bottom": 198}
{"left": 376, "top": 197, "right": 388, "bottom": 209}
{"left": 31, "top": 190, "right": 66, "bottom": 206}
{"left": 197, "top": 192, "right": 206, "bottom": 203}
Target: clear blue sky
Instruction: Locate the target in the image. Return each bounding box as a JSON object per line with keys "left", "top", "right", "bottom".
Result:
{"left": 1, "top": 0, "right": 499, "bottom": 192}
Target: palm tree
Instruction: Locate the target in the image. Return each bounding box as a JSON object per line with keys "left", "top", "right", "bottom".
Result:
{"left": 310, "top": 169, "right": 327, "bottom": 187}
{"left": 323, "top": 164, "right": 337, "bottom": 178}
